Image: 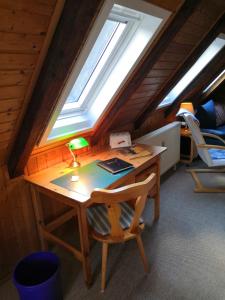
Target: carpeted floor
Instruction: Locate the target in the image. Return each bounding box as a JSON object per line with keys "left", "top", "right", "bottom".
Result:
{"left": 1, "top": 162, "right": 225, "bottom": 300}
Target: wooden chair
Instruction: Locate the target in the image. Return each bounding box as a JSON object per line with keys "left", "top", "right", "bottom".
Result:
{"left": 183, "top": 113, "right": 225, "bottom": 193}
{"left": 87, "top": 173, "right": 156, "bottom": 292}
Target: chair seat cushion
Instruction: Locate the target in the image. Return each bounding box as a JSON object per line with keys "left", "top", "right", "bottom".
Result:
{"left": 87, "top": 202, "right": 144, "bottom": 236}
{"left": 209, "top": 149, "right": 225, "bottom": 160}
{"left": 208, "top": 149, "right": 225, "bottom": 166}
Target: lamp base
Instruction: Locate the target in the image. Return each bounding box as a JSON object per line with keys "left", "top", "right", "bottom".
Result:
{"left": 69, "top": 160, "right": 80, "bottom": 168}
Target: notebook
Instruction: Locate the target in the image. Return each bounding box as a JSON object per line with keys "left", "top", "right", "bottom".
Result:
{"left": 97, "top": 157, "right": 134, "bottom": 174}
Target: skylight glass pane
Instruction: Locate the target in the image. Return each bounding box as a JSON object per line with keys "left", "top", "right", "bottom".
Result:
{"left": 64, "top": 19, "right": 126, "bottom": 105}
{"left": 159, "top": 37, "right": 225, "bottom": 107}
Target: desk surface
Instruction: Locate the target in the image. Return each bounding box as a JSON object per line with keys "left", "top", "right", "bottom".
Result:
{"left": 25, "top": 145, "right": 166, "bottom": 205}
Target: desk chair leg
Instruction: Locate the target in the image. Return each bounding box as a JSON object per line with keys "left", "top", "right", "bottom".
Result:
{"left": 136, "top": 234, "right": 149, "bottom": 273}
{"left": 101, "top": 242, "right": 109, "bottom": 293}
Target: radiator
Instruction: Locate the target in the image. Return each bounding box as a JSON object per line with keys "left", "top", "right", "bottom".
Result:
{"left": 135, "top": 122, "right": 181, "bottom": 175}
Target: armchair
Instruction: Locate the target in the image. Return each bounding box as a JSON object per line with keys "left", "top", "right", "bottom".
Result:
{"left": 183, "top": 113, "right": 225, "bottom": 193}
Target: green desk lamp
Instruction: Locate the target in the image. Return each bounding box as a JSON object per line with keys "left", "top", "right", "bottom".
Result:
{"left": 67, "top": 137, "right": 89, "bottom": 167}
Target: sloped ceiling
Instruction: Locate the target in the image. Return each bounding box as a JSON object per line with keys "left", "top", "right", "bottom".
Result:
{"left": 106, "top": 0, "right": 225, "bottom": 134}
{"left": 0, "top": 0, "right": 64, "bottom": 165}
{"left": 2, "top": 0, "right": 225, "bottom": 177}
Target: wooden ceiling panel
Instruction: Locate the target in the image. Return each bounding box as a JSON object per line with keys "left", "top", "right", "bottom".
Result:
{"left": 0, "top": 110, "right": 19, "bottom": 123}
{"left": 0, "top": 70, "right": 32, "bottom": 86}
{"left": 0, "top": 31, "right": 44, "bottom": 54}
{"left": 0, "top": 53, "right": 37, "bottom": 69}
{"left": 0, "top": 121, "right": 14, "bottom": 133}
{"left": 0, "top": 0, "right": 63, "bottom": 167}
{"left": 0, "top": 7, "right": 50, "bottom": 34}
{"left": 0, "top": 0, "right": 56, "bottom": 16}
{"left": 0, "top": 85, "right": 26, "bottom": 99}
{"left": 144, "top": 0, "right": 182, "bottom": 12}
{"left": 0, "top": 99, "right": 22, "bottom": 113}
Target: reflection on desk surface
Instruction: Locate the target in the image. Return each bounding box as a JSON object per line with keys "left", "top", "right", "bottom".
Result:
{"left": 51, "top": 160, "right": 133, "bottom": 196}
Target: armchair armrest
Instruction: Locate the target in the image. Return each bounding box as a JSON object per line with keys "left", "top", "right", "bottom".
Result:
{"left": 201, "top": 132, "right": 225, "bottom": 145}
{"left": 197, "top": 144, "right": 225, "bottom": 150}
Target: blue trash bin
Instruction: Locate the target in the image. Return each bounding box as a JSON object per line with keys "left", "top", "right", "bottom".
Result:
{"left": 13, "top": 252, "right": 62, "bottom": 300}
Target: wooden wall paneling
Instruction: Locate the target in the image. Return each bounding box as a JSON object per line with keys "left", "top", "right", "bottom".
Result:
{"left": 0, "top": 99, "right": 22, "bottom": 113}
{"left": 7, "top": 0, "right": 105, "bottom": 178}
{"left": 0, "top": 0, "right": 56, "bottom": 17}
{"left": 0, "top": 53, "right": 37, "bottom": 70}
{"left": 7, "top": 0, "right": 66, "bottom": 159}
{"left": 0, "top": 131, "right": 11, "bottom": 143}
{"left": 91, "top": 0, "right": 199, "bottom": 144}
{"left": 0, "top": 111, "right": 19, "bottom": 123}
{"left": 25, "top": 141, "right": 92, "bottom": 176}
{"left": 0, "top": 0, "right": 64, "bottom": 280}
{"left": 0, "top": 0, "right": 64, "bottom": 170}
{"left": 144, "top": 0, "right": 182, "bottom": 12}
{"left": 165, "top": 41, "right": 193, "bottom": 55}
{"left": 0, "top": 85, "right": 26, "bottom": 99}
{"left": 146, "top": 68, "right": 173, "bottom": 78}
{"left": 0, "top": 8, "right": 50, "bottom": 34}
{"left": 133, "top": 107, "right": 173, "bottom": 139}
{"left": 142, "top": 77, "right": 166, "bottom": 85}
{"left": 0, "top": 31, "right": 44, "bottom": 54}
{"left": 0, "top": 166, "right": 40, "bottom": 280}
{"left": 0, "top": 149, "right": 7, "bottom": 165}
{"left": 0, "top": 70, "right": 32, "bottom": 86}
{"left": 0, "top": 121, "right": 13, "bottom": 133}
{"left": 135, "top": 10, "right": 225, "bottom": 129}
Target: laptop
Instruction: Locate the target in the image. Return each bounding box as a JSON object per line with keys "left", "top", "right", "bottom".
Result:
{"left": 97, "top": 157, "right": 134, "bottom": 174}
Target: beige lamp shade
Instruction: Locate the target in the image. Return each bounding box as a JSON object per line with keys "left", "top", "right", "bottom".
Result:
{"left": 180, "top": 102, "right": 194, "bottom": 114}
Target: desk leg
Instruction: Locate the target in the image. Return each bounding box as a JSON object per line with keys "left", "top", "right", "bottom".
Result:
{"left": 78, "top": 206, "right": 92, "bottom": 286}
{"left": 30, "top": 185, "right": 48, "bottom": 251}
{"left": 154, "top": 159, "right": 160, "bottom": 221}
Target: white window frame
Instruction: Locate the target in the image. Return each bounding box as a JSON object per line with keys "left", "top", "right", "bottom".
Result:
{"left": 39, "top": 0, "right": 170, "bottom": 145}
{"left": 203, "top": 69, "right": 225, "bottom": 94}
{"left": 60, "top": 13, "right": 138, "bottom": 115}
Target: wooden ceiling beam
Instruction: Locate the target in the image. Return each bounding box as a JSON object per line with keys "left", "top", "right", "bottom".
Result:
{"left": 7, "top": 0, "right": 104, "bottom": 178}
{"left": 135, "top": 12, "right": 225, "bottom": 128}
{"left": 91, "top": 0, "right": 199, "bottom": 144}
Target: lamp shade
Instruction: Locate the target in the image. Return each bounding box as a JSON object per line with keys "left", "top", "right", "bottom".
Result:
{"left": 179, "top": 102, "right": 194, "bottom": 114}
{"left": 68, "top": 137, "right": 89, "bottom": 150}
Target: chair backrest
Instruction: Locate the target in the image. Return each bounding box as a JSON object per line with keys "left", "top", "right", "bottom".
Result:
{"left": 183, "top": 113, "right": 213, "bottom": 166}
{"left": 90, "top": 173, "right": 156, "bottom": 240}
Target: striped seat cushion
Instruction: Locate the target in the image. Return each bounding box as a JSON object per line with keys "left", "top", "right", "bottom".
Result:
{"left": 87, "top": 202, "right": 144, "bottom": 236}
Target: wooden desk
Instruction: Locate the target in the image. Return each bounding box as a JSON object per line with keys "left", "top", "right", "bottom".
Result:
{"left": 25, "top": 145, "right": 166, "bottom": 286}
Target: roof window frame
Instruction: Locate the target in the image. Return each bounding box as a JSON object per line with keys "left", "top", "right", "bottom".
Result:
{"left": 39, "top": 0, "right": 170, "bottom": 145}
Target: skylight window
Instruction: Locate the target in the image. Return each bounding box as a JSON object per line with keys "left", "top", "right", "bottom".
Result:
{"left": 63, "top": 20, "right": 126, "bottom": 108}
{"left": 158, "top": 36, "right": 225, "bottom": 108}
{"left": 40, "top": 0, "right": 170, "bottom": 144}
